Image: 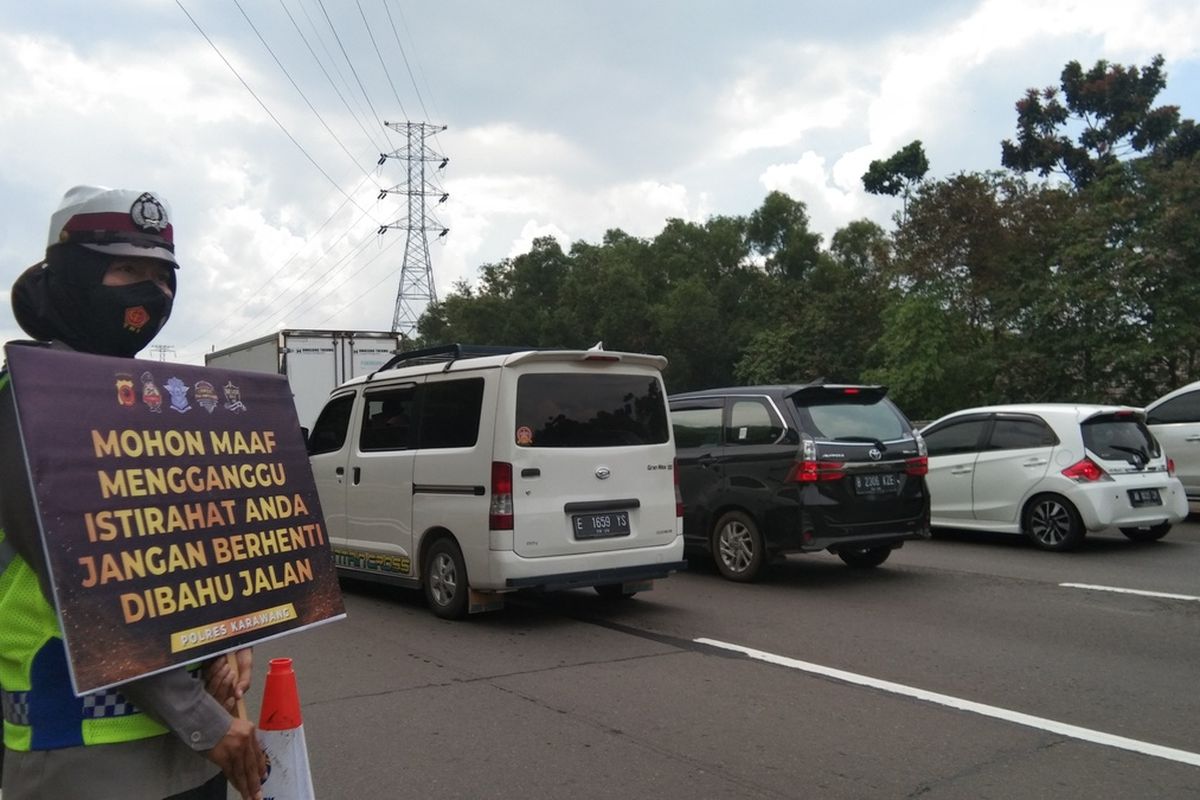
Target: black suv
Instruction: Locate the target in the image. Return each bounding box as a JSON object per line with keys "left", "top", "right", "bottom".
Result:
{"left": 669, "top": 383, "right": 930, "bottom": 581}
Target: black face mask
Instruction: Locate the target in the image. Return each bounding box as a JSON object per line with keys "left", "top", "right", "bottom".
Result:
{"left": 11, "top": 244, "right": 175, "bottom": 358}
{"left": 85, "top": 280, "right": 174, "bottom": 357}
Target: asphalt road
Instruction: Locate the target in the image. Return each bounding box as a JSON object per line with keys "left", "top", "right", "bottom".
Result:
{"left": 245, "top": 518, "right": 1200, "bottom": 799}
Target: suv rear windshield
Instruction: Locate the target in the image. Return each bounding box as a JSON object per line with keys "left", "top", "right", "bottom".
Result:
{"left": 515, "top": 373, "right": 669, "bottom": 447}
{"left": 1082, "top": 416, "right": 1161, "bottom": 464}
{"left": 790, "top": 392, "right": 909, "bottom": 442}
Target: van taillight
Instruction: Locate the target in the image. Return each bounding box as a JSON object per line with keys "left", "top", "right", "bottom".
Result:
{"left": 1061, "top": 457, "right": 1110, "bottom": 483}
{"left": 490, "top": 461, "right": 514, "bottom": 530}
{"left": 674, "top": 457, "right": 683, "bottom": 517}
{"left": 786, "top": 460, "right": 846, "bottom": 482}
{"left": 905, "top": 456, "right": 928, "bottom": 476}
{"left": 1168, "top": 457, "right": 1176, "bottom": 477}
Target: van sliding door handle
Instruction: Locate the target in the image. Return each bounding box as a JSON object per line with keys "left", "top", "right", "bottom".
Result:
{"left": 353, "top": 467, "right": 361, "bottom": 484}
{"left": 521, "top": 468, "right": 540, "bottom": 478}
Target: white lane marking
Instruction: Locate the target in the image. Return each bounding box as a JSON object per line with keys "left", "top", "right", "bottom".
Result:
{"left": 1059, "top": 583, "right": 1200, "bottom": 602}
{"left": 695, "top": 637, "right": 1200, "bottom": 768}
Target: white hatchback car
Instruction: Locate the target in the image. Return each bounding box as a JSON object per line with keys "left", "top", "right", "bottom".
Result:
{"left": 1144, "top": 380, "right": 1200, "bottom": 512}
{"left": 921, "top": 404, "right": 1187, "bottom": 550}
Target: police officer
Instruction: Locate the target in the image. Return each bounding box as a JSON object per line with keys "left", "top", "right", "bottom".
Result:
{"left": 1, "top": 186, "right": 266, "bottom": 799}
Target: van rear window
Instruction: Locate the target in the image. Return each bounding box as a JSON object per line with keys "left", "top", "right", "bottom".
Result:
{"left": 515, "top": 373, "right": 669, "bottom": 447}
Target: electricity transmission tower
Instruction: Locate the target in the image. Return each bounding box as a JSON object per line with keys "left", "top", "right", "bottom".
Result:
{"left": 377, "top": 121, "right": 449, "bottom": 340}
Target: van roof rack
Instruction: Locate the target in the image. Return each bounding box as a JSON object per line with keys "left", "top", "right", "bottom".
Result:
{"left": 369, "top": 343, "right": 535, "bottom": 378}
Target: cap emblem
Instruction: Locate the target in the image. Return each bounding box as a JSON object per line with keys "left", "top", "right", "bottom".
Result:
{"left": 130, "top": 192, "right": 169, "bottom": 233}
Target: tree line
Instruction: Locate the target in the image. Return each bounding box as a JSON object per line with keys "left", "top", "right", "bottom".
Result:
{"left": 417, "top": 55, "right": 1199, "bottom": 421}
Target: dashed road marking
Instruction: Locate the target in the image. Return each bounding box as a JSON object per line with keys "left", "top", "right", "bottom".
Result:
{"left": 695, "top": 637, "right": 1200, "bottom": 768}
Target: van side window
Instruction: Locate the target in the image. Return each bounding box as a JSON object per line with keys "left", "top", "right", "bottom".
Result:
{"left": 308, "top": 394, "right": 356, "bottom": 455}
{"left": 361, "top": 386, "right": 416, "bottom": 451}
{"left": 671, "top": 405, "right": 723, "bottom": 449}
{"left": 726, "top": 399, "right": 783, "bottom": 446}
{"left": 418, "top": 378, "right": 485, "bottom": 449}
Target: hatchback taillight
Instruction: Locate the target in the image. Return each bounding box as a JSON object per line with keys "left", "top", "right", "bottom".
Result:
{"left": 490, "top": 461, "right": 514, "bottom": 529}
{"left": 787, "top": 460, "right": 846, "bottom": 482}
{"left": 1061, "top": 457, "right": 1110, "bottom": 483}
{"left": 905, "top": 456, "right": 928, "bottom": 476}
{"left": 674, "top": 457, "right": 683, "bottom": 517}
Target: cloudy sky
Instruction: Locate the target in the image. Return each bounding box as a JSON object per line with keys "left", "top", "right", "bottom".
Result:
{"left": 1, "top": 0, "right": 1197, "bottom": 364}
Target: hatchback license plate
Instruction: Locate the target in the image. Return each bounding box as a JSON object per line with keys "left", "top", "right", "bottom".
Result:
{"left": 854, "top": 473, "right": 901, "bottom": 495}
{"left": 573, "top": 511, "right": 631, "bottom": 539}
{"left": 1128, "top": 488, "right": 1162, "bottom": 507}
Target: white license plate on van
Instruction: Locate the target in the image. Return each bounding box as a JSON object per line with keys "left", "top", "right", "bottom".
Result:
{"left": 573, "top": 511, "right": 631, "bottom": 539}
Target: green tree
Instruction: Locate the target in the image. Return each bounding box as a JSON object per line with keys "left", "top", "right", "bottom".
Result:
{"left": 1001, "top": 54, "right": 1195, "bottom": 187}
{"left": 861, "top": 140, "right": 930, "bottom": 220}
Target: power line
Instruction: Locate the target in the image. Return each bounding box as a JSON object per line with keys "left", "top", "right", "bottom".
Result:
{"left": 233, "top": 0, "right": 384, "bottom": 185}
{"left": 175, "top": 0, "right": 381, "bottom": 219}
{"left": 280, "top": 0, "right": 386, "bottom": 155}
{"left": 382, "top": 0, "right": 433, "bottom": 123}
{"left": 355, "top": 0, "right": 408, "bottom": 120}
{"left": 314, "top": 0, "right": 396, "bottom": 148}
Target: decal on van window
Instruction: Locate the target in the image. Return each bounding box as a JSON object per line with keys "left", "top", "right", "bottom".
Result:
{"left": 516, "top": 426, "right": 533, "bottom": 446}
{"left": 333, "top": 548, "right": 411, "bottom": 576}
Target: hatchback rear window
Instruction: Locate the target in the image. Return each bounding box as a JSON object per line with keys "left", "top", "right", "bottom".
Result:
{"left": 1082, "top": 416, "right": 1160, "bottom": 464}
{"left": 516, "top": 373, "right": 669, "bottom": 447}
{"left": 791, "top": 396, "right": 909, "bottom": 441}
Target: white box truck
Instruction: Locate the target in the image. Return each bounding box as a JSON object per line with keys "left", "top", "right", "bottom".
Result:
{"left": 204, "top": 330, "right": 401, "bottom": 430}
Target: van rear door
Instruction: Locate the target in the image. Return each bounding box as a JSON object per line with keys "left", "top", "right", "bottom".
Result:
{"left": 504, "top": 361, "right": 677, "bottom": 558}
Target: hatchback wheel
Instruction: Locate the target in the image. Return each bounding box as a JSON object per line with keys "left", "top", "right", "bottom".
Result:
{"left": 1022, "top": 494, "right": 1084, "bottom": 551}
{"left": 424, "top": 537, "right": 469, "bottom": 619}
{"left": 837, "top": 545, "right": 892, "bottom": 569}
{"left": 712, "top": 511, "right": 765, "bottom": 582}
{"left": 1119, "top": 522, "right": 1172, "bottom": 543}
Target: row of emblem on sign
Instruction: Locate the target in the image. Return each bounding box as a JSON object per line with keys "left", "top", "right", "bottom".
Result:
{"left": 115, "top": 371, "right": 248, "bottom": 415}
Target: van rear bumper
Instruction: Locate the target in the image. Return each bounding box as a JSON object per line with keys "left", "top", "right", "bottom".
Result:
{"left": 502, "top": 560, "right": 688, "bottom": 591}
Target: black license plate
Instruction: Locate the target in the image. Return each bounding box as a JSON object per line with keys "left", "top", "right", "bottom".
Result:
{"left": 573, "top": 511, "right": 631, "bottom": 539}
{"left": 1128, "top": 488, "right": 1162, "bottom": 507}
{"left": 853, "top": 473, "right": 901, "bottom": 495}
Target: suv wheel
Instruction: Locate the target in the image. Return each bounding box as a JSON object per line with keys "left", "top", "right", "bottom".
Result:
{"left": 712, "top": 511, "right": 765, "bottom": 582}
{"left": 1023, "top": 494, "right": 1084, "bottom": 551}
{"left": 424, "top": 537, "right": 469, "bottom": 619}
{"left": 594, "top": 583, "right": 638, "bottom": 600}
{"left": 1119, "top": 522, "right": 1172, "bottom": 542}
{"left": 837, "top": 545, "right": 892, "bottom": 569}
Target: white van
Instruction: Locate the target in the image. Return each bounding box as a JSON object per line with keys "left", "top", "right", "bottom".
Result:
{"left": 306, "top": 345, "right": 686, "bottom": 618}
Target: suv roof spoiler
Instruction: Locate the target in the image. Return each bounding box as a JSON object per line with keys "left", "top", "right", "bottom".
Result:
{"left": 369, "top": 343, "right": 667, "bottom": 379}
{"left": 786, "top": 381, "right": 889, "bottom": 402}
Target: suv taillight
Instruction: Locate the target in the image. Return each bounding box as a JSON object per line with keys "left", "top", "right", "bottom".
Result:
{"left": 787, "top": 460, "right": 846, "bottom": 482}
{"left": 674, "top": 457, "right": 683, "bottom": 517}
{"left": 905, "top": 456, "right": 928, "bottom": 476}
{"left": 490, "top": 461, "right": 514, "bottom": 529}
{"left": 1061, "top": 457, "right": 1111, "bottom": 483}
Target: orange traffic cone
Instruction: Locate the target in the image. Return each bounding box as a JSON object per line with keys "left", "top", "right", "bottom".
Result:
{"left": 258, "top": 657, "right": 316, "bottom": 800}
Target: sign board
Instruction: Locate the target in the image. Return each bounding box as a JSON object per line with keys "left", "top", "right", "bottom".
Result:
{"left": 2, "top": 345, "right": 345, "bottom": 695}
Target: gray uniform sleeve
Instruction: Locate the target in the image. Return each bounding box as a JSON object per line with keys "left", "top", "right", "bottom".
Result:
{"left": 120, "top": 666, "right": 234, "bottom": 752}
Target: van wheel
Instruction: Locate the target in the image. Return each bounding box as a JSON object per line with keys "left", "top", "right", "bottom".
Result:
{"left": 712, "top": 511, "right": 765, "bottom": 582}
{"left": 1023, "top": 494, "right": 1084, "bottom": 551}
{"left": 424, "top": 538, "right": 469, "bottom": 619}
{"left": 837, "top": 545, "right": 892, "bottom": 569}
{"left": 1119, "top": 522, "right": 1172, "bottom": 542}
{"left": 594, "top": 584, "right": 637, "bottom": 600}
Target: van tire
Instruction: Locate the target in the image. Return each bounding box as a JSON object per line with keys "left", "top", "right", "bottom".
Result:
{"left": 424, "top": 537, "right": 469, "bottom": 619}
{"left": 712, "top": 511, "right": 765, "bottom": 582}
